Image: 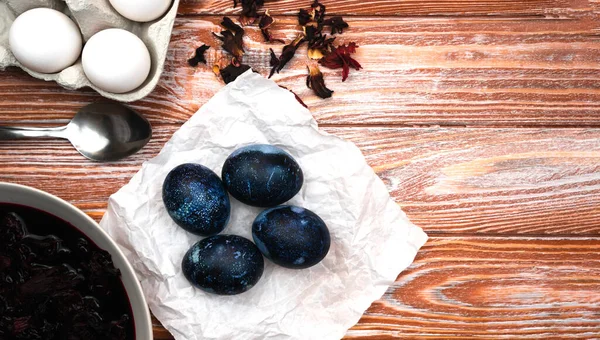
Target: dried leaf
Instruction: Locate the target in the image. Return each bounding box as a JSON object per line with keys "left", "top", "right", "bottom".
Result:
{"left": 187, "top": 45, "right": 210, "bottom": 67}
{"left": 213, "top": 17, "right": 245, "bottom": 60}
{"left": 307, "top": 64, "right": 333, "bottom": 99}
{"left": 319, "top": 42, "right": 362, "bottom": 81}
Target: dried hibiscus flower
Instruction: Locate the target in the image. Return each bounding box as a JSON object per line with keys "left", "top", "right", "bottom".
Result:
{"left": 234, "top": 0, "right": 265, "bottom": 23}
{"left": 323, "top": 16, "right": 349, "bottom": 35}
{"left": 304, "top": 26, "right": 335, "bottom": 59}
{"left": 298, "top": 9, "right": 312, "bottom": 26}
{"left": 310, "top": 0, "right": 326, "bottom": 24}
{"left": 258, "top": 11, "right": 285, "bottom": 44}
{"left": 319, "top": 42, "right": 362, "bottom": 81}
{"left": 188, "top": 45, "right": 210, "bottom": 67}
{"left": 213, "top": 17, "right": 245, "bottom": 60}
{"left": 219, "top": 62, "right": 253, "bottom": 84}
{"left": 307, "top": 64, "right": 333, "bottom": 98}
{"left": 269, "top": 48, "right": 280, "bottom": 78}
{"left": 271, "top": 34, "right": 306, "bottom": 76}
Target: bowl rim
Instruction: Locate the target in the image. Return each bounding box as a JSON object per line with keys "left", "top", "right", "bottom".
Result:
{"left": 0, "top": 182, "right": 153, "bottom": 339}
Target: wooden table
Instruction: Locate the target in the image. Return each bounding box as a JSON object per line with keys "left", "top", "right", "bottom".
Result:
{"left": 2, "top": 0, "right": 600, "bottom": 338}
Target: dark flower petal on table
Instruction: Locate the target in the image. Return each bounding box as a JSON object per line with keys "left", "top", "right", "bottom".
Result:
{"left": 279, "top": 85, "right": 308, "bottom": 108}
{"left": 311, "top": 0, "right": 327, "bottom": 24}
{"left": 233, "top": 0, "right": 265, "bottom": 20}
{"left": 299, "top": 0, "right": 326, "bottom": 26}
{"left": 187, "top": 45, "right": 210, "bottom": 67}
{"left": 323, "top": 16, "right": 349, "bottom": 35}
{"left": 276, "top": 35, "right": 306, "bottom": 73}
{"left": 259, "top": 11, "right": 285, "bottom": 43}
{"left": 269, "top": 48, "right": 280, "bottom": 78}
{"left": 305, "top": 27, "right": 335, "bottom": 54}
{"left": 298, "top": 9, "right": 312, "bottom": 26}
{"left": 213, "top": 17, "right": 245, "bottom": 60}
{"left": 221, "top": 16, "right": 245, "bottom": 34}
{"left": 307, "top": 64, "right": 333, "bottom": 99}
{"left": 319, "top": 42, "right": 362, "bottom": 81}
{"left": 220, "top": 63, "right": 252, "bottom": 84}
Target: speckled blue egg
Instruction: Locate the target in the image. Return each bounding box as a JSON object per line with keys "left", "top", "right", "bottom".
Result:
{"left": 182, "top": 235, "right": 264, "bottom": 295}
{"left": 163, "top": 163, "right": 230, "bottom": 236}
{"left": 252, "top": 205, "right": 330, "bottom": 269}
{"left": 221, "top": 144, "right": 303, "bottom": 207}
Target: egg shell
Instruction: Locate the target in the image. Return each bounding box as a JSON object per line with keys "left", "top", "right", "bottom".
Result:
{"left": 252, "top": 205, "right": 330, "bottom": 269}
{"left": 109, "top": 0, "right": 172, "bottom": 22}
{"left": 182, "top": 235, "right": 264, "bottom": 295}
{"left": 222, "top": 144, "right": 304, "bottom": 207}
{"left": 162, "top": 163, "right": 230, "bottom": 236}
{"left": 8, "top": 8, "right": 82, "bottom": 74}
{"left": 82, "top": 28, "right": 151, "bottom": 94}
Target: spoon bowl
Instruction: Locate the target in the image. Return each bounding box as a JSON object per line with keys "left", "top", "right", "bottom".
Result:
{"left": 66, "top": 103, "right": 152, "bottom": 161}
{"left": 0, "top": 102, "right": 152, "bottom": 162}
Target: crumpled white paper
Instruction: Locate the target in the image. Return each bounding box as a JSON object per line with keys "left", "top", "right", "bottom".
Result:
{"left": 100, "top": 71, "right": 428, "bottom": 340}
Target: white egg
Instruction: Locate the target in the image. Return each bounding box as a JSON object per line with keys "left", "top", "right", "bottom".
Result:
{"left": 109, "top": 0, "right": 172, "bottom": 22}
{"left": 82, "top": 29, "right": 151, "bottom": 94}
{"left": 9, "top": 8, "right": 82, "bottom": 74}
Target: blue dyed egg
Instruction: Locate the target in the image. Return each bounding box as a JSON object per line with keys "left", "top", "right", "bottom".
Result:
{"left": 222, "top": 144, "right": 303, "bottom": 207}
{"left": 252, "top": 206, "right": 330, "bottom": 269}
{"left": 163, "top": 163, "right": 230, "bottom": 236}
{"left": 182, "top": 235, "right": 264, "bottom": 295}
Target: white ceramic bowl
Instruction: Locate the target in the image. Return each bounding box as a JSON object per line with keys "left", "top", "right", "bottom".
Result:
{"left": 0, "top": 182, "right": 153, "bottom": 340}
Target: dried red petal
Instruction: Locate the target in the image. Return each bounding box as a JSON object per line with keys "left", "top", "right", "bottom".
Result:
{"left": 233, "top": 0, "right": 265, "bottom": 20}
{"left": 305, "top": 27, "right": 335, "bottom": 54}
{"left": 279, "top": 85, "right": 308, "bottom": 108}
{"left": 213, "top": 17, "right": 245, "bottom": 60}
{"left": 275, "top": 35, "right": 306, "bottom": 73}
{"left": 187, "top": 45, "right": 210, "bottom": 67}
{"left": 298, "top": 0, "right": 326, "bottom": 26}
{"left": 258, "top": 11, "right": 285, "bottom": 44}
{"left": 298, "top": 9, "right": 311, "bottom": 26}
{"left": 307, "top": 64, "right": 333, "bottom": 99}
{"left": 220, "top": 63, "right": 252, "bottom": 84}
{"left": 310, "top": 0, "right": 326, "bottom": 24}
{"left": 268, "top": 48, "right": 280, "bottom": 78}
{"left": 319, "top": 42, "right": 362, "bottom": 81}
{"left": 323, "top": 16, "right": 349, "bottom": 35}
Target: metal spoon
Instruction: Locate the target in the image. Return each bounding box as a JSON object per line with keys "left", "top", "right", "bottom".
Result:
{"left": 0, "top": 103, "right": 152, "bottom": 162}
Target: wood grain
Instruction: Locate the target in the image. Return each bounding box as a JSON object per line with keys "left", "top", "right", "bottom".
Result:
{"left": 2, "top": 125, "right": 599, "bottom": 235}
{"left": 151, "top": 236, "right": 600, "bottom": 339}
{"left": 4, "top": 13, "right": 600, "bottom": 126}
{"left": 347, "top": 236, "right": 600, "bottom": 339}
{"left": 178, "top": 0, "right": 589, "bottom": 17}
{"left": 2, "top": 0, "right": 600, "bottom": 338}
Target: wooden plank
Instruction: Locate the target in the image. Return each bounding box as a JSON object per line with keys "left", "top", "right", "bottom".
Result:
{"left": 178, "top": 0, "right": 589, "bottom": 17}
{"left": 1, "top": 125, "right": 600, "bottom": 235}
{"left": 4, "top": 14, "right": 600, "bottom": 127}
{"left": 151, "top": 236, "right": 600, "bottom": 339}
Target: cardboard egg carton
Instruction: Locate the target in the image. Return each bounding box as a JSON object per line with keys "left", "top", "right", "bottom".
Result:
{"left": 0, "top": 0, "right": 179, "bottom": 102}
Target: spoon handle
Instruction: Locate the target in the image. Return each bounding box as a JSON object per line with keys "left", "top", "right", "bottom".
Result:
{"left": 0, "top": 126, "right": 67, "bottom": 140}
